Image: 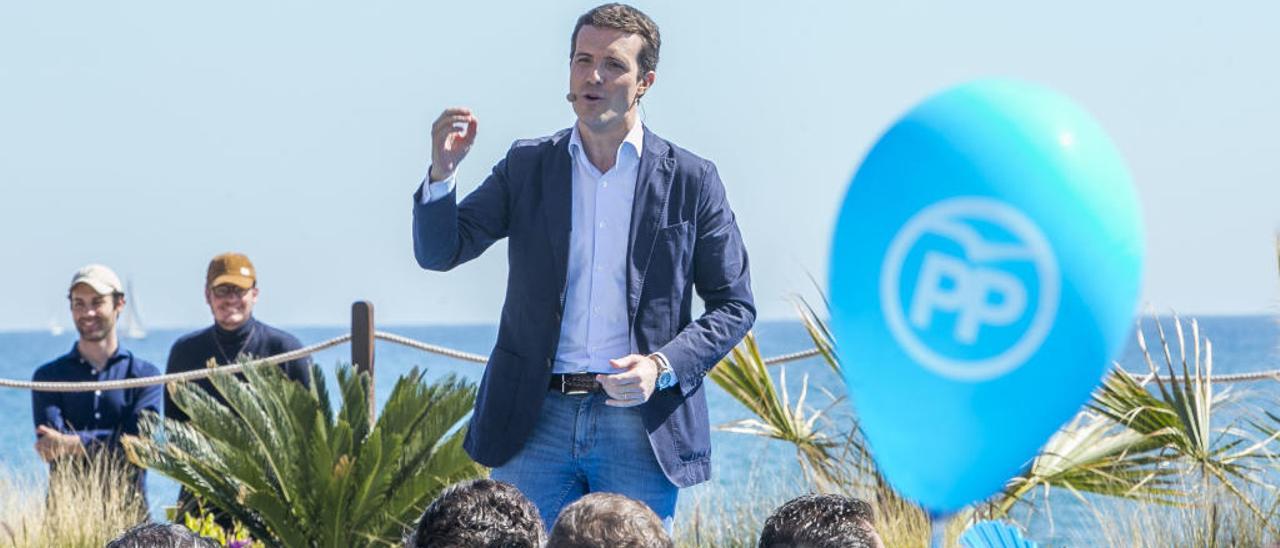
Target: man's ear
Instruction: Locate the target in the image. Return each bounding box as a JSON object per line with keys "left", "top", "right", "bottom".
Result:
{"left": 638, "top": 70, "right": 656, "bottom": 97}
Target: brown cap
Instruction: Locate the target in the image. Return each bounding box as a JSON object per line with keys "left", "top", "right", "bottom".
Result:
{"left": 206, "top": 252, "right": 256, "bottom": 289}
{"left": 69, "top": 264, "right": 125, "bottom": 296}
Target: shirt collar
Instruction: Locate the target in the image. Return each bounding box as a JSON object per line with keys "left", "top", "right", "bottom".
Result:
{"left": 67, "top": 342, "right": 130, "bottom": 369}
{"left": 568, "top": 122, "right": 645, "bottom": 168}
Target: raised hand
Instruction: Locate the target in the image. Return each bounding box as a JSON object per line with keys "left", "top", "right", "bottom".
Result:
{"left": 597, "top": 354, "right": 659, "bottom": 407}
{"left": 429, "top": 107, "right": 479, "bottom": 182}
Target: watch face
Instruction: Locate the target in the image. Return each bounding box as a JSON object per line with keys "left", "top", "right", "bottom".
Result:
{"left": 658, "top": 370, "right": 675, "bottom": 389}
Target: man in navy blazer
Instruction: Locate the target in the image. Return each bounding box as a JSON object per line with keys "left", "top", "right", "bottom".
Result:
{"left": 412, "top": 3, "right": 754, "bottom": 529}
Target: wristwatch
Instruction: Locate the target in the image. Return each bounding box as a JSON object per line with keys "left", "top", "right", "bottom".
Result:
{"left": 650, "top": 352, "right": 676, "bottom": 390}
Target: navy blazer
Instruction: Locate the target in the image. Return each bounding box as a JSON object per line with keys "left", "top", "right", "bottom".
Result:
{"left": 412, "top": 127, "right": 755, "bottom": 487}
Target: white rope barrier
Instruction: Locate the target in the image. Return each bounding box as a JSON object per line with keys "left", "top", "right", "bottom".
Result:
{"left": 763, "top": 347, "right": 824, "bottom": 365}
{"left": 0, "top": 335, "right": 352, "bottom": 393}
{"left": 372, "top": 331, "right": 488, "bottom": 363}
{"left": 1127, "top": 369, "right": 1280, "bottom": 384}
{"left": 3, "top": 329, "right": 1278, "bottom": 392}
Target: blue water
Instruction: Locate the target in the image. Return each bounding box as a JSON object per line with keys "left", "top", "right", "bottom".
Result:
{"left": 2, "top": 316, "right": 1278, "bottom": 544}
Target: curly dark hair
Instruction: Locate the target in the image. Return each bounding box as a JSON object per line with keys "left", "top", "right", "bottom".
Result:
{"left": 105, "top": 522, "right": 219, "bottom": 548}
{"left": 758, "top": 494, "right": 881, "bottom": 548}
{"left": 546, "top": 492, "right": 672, "bottom": 548}
{"left": 408, "top": 479, "right": 544, "bottom": 548}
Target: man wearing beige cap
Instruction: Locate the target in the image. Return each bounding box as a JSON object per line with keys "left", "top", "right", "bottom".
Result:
{"left": 30, "top": 264, "right": 163, "bottom": 509}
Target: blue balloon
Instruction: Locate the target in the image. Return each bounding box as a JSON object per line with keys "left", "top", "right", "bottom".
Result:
{"left": 829, "top": 79, "right": 1143, "bottom": 514}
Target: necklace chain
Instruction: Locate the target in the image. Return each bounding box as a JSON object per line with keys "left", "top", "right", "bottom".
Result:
{"left": 211, "top": 323, "right": 258, "bottom": 365}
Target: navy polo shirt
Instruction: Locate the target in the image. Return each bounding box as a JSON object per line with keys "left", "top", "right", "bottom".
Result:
{"left": 31, "top": 344, "right": 164, "bottom": 454}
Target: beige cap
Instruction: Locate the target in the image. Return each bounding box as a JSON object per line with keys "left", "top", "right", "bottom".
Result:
{"left": 69, "top": 264, "right": 124, "bottom": 296}
{"left": 206, "top": 252, "right": 257, "bottom": 289}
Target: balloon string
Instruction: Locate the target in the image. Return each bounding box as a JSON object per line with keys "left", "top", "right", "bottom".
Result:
{"left": 929, "top": 512, "right": 949, "bottom": 548}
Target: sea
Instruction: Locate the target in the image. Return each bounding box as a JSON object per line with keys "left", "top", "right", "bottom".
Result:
{"left": 2, "top": 316, "right": 1278, "bottom": 544}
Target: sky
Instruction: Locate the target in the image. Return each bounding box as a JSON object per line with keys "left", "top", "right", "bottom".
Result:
{"left": 1, "top": 1, "right": 1277, "bottom": 332}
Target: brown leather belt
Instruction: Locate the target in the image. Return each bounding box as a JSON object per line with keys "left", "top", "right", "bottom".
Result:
{"left": 549, "top": 373, "right": 602, "bottom": 395}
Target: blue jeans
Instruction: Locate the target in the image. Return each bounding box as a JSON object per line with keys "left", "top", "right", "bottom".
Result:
{"left": 490, "top": 390, "right": 679, "bottom": 532}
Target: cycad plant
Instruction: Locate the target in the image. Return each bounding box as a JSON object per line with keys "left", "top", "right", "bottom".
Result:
{"left": 125, "top": 363, "right": 483, "bottom": 548}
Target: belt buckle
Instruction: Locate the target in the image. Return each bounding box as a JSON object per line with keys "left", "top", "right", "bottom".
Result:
{"left": 562, "top": 375, "right": 590, "bottom": 396}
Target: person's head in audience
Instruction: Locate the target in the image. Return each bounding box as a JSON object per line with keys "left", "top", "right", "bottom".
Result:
{"left": 757, "top": 494, "right": 884, "bottom": 548}
{"left": 105, "top": 522, "right": 219, "bottom": 548}
{"left": 409, "top": 479, "right": 544, "bottom": 548}
{"left": 546, "top": 492, "right": 673, "bottom": 548}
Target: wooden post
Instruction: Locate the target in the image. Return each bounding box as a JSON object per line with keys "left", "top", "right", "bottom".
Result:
{"left": 352, "top": 301, "right": 375, "bottom": 424}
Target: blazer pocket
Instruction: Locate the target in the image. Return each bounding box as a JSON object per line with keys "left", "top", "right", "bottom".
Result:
{"left": 659, "top": 220, "right": 689, "bottom": 233}
{"left": 652, "top": 221, "right": 693, "bottom": 275}
{"left": 652, "top": 222, "right": 694, "bottom": 338}
{"left": 657, "top": 221, "right": 692, "bottom": 253}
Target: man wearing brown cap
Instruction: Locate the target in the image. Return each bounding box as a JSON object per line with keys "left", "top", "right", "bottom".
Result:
{"left": 31, "top": 264, "right": 163, "bottom": 509}
{"left": 164, "top": 252, "right": 312, "bottom": 516}
{"left": 164, "top": 252, "right": 312, "bottom": 423}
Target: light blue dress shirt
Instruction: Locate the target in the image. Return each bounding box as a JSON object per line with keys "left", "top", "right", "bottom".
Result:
{"left": 421, "top": 123, "right": 670, "bottom": 376}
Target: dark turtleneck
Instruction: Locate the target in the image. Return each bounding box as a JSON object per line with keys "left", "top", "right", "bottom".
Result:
{"left": 164, "top": 316, "right": 311, "bottom": 423}
{"left": 213, "top": 316, "right": 257, "bottom": 361}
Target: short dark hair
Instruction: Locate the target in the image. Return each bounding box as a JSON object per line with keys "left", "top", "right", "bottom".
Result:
{"left": 547, "top": 492, "right": 672, "bottom": 548}
{"left": 409, "top": 479, "right": 544, "bottom": 548}
{"left": 105, "top": 522, "right": 219, "bottom": 548}
{"left": 570, "top": 3, "right": 661, "bottom": 76}
{"left": 758, "top": 494, "right": 880, "bottom": 548}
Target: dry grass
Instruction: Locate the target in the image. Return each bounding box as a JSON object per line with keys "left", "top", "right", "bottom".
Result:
{"left": 675, "top": 462, "right": 1280, "bottom": 547}
{"left": 1052, "top": 482, "right": 1280, "bottom": 547}
{"left": 673, "top": 445, "right": 969, "bottom": 548}
{"left": 0, "top": 452, "right": 147, "bottom": 548}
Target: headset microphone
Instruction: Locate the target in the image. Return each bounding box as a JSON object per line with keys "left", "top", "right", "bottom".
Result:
{"left": 566, "top": 92, "right": 578, "bottom": 102}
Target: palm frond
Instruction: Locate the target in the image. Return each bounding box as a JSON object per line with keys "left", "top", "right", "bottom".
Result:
{"left": 1087, "top": 315, "right": 1280, "bottom": 535}
{"left": 995, "top": 406, "right": 1184, "bottom": 518}
{"left": 790, "top": 294, "right": 839, "bottom": 375}
{"left": 709, "top": 332, "right": 843, "bottom": 490}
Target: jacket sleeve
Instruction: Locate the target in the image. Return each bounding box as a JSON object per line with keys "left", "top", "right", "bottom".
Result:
{"left": 412, "top": 154, "right": 513, "bottom": 271}
{"left": 31, "top": 369, "right": 64, "bottom": 434}
{"left": 657, "top": 163, "right": 756, "bottom": 396}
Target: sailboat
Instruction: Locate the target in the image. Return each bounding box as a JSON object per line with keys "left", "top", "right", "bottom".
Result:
{"left": 47, "top": 318, "right": 66, "bottom": 336}
{"left": 121, "top": 279, "right": 147, "bottom": 339}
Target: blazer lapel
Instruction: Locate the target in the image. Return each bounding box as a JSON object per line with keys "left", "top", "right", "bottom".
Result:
{"left": 627, "top": 128, "right": 674, "bottom": 323}
{"left": 543, "top": 131, "right": 574, "bottom": 302}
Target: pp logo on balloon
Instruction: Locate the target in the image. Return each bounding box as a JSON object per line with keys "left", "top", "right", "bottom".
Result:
{"left": 880, "top": 197, "right": 1060, "bottom": 381}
